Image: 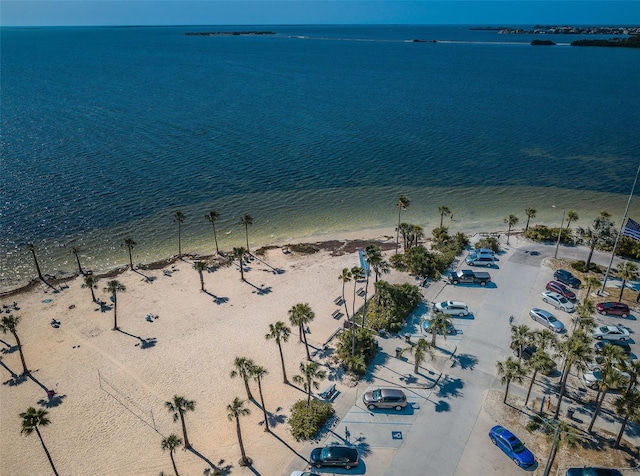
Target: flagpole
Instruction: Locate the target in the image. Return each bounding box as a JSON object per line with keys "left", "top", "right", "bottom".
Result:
{"left": 599, "top": 164, "right": 640, "bottom": 295}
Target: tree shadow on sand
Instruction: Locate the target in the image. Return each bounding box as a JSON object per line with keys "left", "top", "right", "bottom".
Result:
{"left": 116, "top": 329, "right": 157, "bottom": 349}
{"left": 203, "top": 290, "right": 229, "bottom": 305}
{"left": 1, "top": 360, "right": 26, "bottom": 386}
{"left": 133, "top": 269, "right": 156, "bottom": 283}
{"left": 244, "top": 280, "right": 272, "bottom": 295}
{"left": 250, "top": 254, "right": 285, "bottom": 275}
{"left": 269, "top": 430, "right": 309, "bottom": 463}
{"left": 188, "top": 447, "right": 229, "bottom": 475}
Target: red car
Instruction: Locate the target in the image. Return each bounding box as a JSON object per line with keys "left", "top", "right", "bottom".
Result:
{"left": 596, "top": 302, "right": 631, "bottom": 318}
{"left": 545, "top": 281, "right": 576, "bottom": 301}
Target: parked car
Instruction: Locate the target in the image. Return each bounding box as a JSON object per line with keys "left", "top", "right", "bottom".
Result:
{"left": 362, "top": 388, "right": 407, "bottom": 410}
{"left": 594, "top": 340, "right": 632, "bottom": 355}
{"left": 529, "top": 308, "right": 565, "bottom": 333}
{"left": 541, "top": 291, "right": 575, "bottom": 313}
{"left": 310, "top": 445, "right": 359, "bottom": 469}
{"left": 553, "top": 269, "right": 581, "bottom": 288}
{"left": 472, "top": 247, "right": 495, "bottom": 257}
{"left": 423, "top": 319, "right": 456, "bottom": 336}
{"left": 434, "top": 300, "right": 470, "bottom": 316}
{"left": 592, "top": 325, "right": 630, "bottom": 342}
{"left": 546, "top": 280, "right": 577, "bottom": 301}
{"left": 488, "top": 425, "right": 535, "bottom": 468}
{"left": 596, "top": 302, "right": 631, "bottom": 318}
{"left": 510, "top": 342, "right": 556, "bottom": 375}
{"left": 582, "top": 365, "right": 630, "bottom": 390}
{"left": 565, "top": 467, "right": 623, "bottom": 476}
{"left": 465, "top": 253, "right": 495, "bottom": 267}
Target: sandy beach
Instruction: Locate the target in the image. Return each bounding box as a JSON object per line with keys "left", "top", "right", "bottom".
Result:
{"left": 0, "top": 229, "right": 413, "bottom": 476}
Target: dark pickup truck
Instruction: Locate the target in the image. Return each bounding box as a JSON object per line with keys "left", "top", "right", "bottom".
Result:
{"left": 448, "top": 269, "right": 491, "bottom": 286}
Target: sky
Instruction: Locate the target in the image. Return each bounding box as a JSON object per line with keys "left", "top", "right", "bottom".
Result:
{"left": 1, "top": 0, "right": 639, "bottom": 27}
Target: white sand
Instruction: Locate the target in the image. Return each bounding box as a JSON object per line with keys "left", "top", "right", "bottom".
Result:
{"left": 0, "top": 230, "right": 408, "bottom": 476}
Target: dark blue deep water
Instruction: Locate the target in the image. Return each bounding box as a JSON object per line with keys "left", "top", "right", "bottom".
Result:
{"left": 2, "top": 25, "right": 639, "bottom": 289}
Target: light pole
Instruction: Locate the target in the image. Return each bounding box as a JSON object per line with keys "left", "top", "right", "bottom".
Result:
{"left": 552, "top": 206, "right": 565, "bottom": 259}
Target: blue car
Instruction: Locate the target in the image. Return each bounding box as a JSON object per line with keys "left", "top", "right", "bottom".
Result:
{"left": 553, "top": 269, "right": 581, "bottom": 289}
{"left": 489, "top": 425, "right": 535, "bottom": 467}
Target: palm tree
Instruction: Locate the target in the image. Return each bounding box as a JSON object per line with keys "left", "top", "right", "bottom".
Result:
{"left": 122, "top": 237, "right": 137, "bottom": 270}
{"left": 588, "top": 360, "right": 628, "bottom": 433}
{"left": 427, "top": 311, "right": 453, "bottom": 347}
{"left": 26, "top": 243, "right": 45, "bottom": 281}
{"left": 510, "top": 325, "right": 533, "bottom": 361}
{"left": 613, "top": 388, "right": 640, "bottom": 447}
{"left": 623, "top": 359, "right": 640, "bottom": 394}
{"left": 616, "top": 261, "right": 639, "bottom": 301}
{"left": 554, "top": 330, "right": 594, "bottom": 419}
{"left": 174, "top": 211, "right": 186, "bottom": 258}
{"left": 350, "top": 266, "right": 365, "bottom": 319}
{"left": 205, "top": 210, "right": 221, "bottom": 254}
{"left": 574, "top": 299, "right": 596, "bottom": 331}
{"left": 576, "top": 213, "right": 615, "bottom": 270}
{"left": 504, "top": 214, "right": 519, "bottom": 245}
{"left": 361, "top": 245, "right": 380, "bottom": 327}
{"left": 0, "top": 315, "right": 29, "bottom": 374}
{"left": 582, "top": 275, "right": 601, "bottom": 302}
{"left": 292, "top": 361, "right": 327, "bottom": 406}
{"left": 403, "top": 337, "right": 435, "bottom": 375}
{"left": 231, "top": 357, "right": 255, "bottom": 401}
{"left": 288, "top": 303, "right": 315, "bottom": 360}
{"left": 227, "top": 397, "right": 251, "bottom": 466}
{"left": 496, "top": 356, "right": 525, "bottom": 404}
{"left": 338, "top": 268, "right": 352, "bottom": 319}
{"left": 193, "top": 261, "right": 207, "bottom": 291}
{"left": 265, "top": 321, "right": 291, "bottom": 384}
{"left": 565, "top": 210, "right": 579, "bottom": 232}
{"left": 524, "top": 208, "right": 536, "bottom": 234}
{"left": 398, "top": 222, "right": 412, "bottom": 250}
{"left": 161, "top": 434, "right": 183, "bottom": 476}
{"left": 239, "top": 214, "right": 253, "bottom": 252}
{"left": 165, "top": 395, "right": 195, "bottom": 449}
{"left": 70, "top": 245, "right": 86, "bottom": 275}
{"left": 524, "top": 349, "right": 556, "bottom": 407}
{"left": 438, "top": 205, "right": 451, "bottom": 228}
{"left": 81, "top": 274, "right": 99, "bottom": 302}
{"left": 250, "top": 364, "right": 270, "bottom": 432}
{"left": 544, "top": 419, "right": 579, "bottom": 474}
{"left": 104, "top": 280, "right": 126, "bottom": 330}
{"left": 20, "top": 407, "right": 59, "bottom": 476}
{"left": 232, "top": 246, "right": 247, "bottom": 281}
{"left": 395, "top": 194, "right": 410, "bottom": 254}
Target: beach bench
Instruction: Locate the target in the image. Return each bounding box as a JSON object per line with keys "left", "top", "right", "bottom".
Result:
{"left": 334, "top": 296, "right": 344, "bottom": 305}
{"left": 331, "top": 309, "right": 342, "bottom": 319}
{"left": 319, "top": 383, "right": 338, "bottom": 401}
{"left": 357, "top": 287, "right": 366, "bottom": 297}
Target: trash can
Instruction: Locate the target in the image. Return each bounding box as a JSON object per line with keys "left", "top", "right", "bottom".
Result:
{"left": 404, "top": 333, "right": 411, "bottom": 343}
{"left": 395, "top": 347, "right": 402, "bottom": 358}
{"left": 566, "top": 406, "right": 575, "bottom": 418}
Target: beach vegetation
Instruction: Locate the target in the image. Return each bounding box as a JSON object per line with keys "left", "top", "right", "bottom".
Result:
{"left": 1, "top": 315, "right": 29, "bottom": 375}
{"left": 239, "top": 214, "right": 253, "bottom": 252}
{"left": 174, "top": 211, "right": 186, "bottom": 259}
{"left": 524, "top": 225, "right": 572, "bottom": 244}
{"left": 438, "top": 205, "right": 451, "bottom": 228}
{"left": 576, "top": 212, "right": 615, "bottom": 270}
{"left": 496, "top": 356, "right": 525, "bottom": 404}
{"left": 338, "top": 268, "right": 352, "bottom": 320}
{"left": 617, "top": 236, "right": 640, "bottom": 261}
{"left": 69, "top": 245, "right": 86, "bottom": 276}
{"left": 292, "top": 361, "right": 327, "bottom": 407}
{"left": 227, "top": 397, "right": 252, "bottom": 466}
{"left": 335, "top": 327, "right": 378, "bottom": 375}
{"left": 249, "top": 364, "right": 270, "bottom": 432}
{"left": 504, "top": 214, "right": 519, "bottom": 245}
{"left": 613, "top": 388, "right": 640, "bottom": 447}
{"left": 204, "top": 209, "right": 221, "bottom": 254}
{"left": 81, "top": 274, "right": 99, "bottom": 303}
{"left": 570, "top": 260, "right": 603, "bottom": 274}
{"left": 165, "top": 395, "right": 196, "bottom": 449}
{"left": 581, "top": 276, "right": 601, "bottom": 301}
{"left": 427, "top": 311, "right": 454, "bottom": 347}
{"left": 161, "top": 433, "right": 183, "bottom": 476}
{"left": 122, "top": 237, "right": 137, "bottom": 270}
{"left": 265, "top": 321, "right": 291, "bottom": 384}
{"left": 232, "top": 246, "right": 247, "bottom": 280}
{"left": 20, "top": 407, "right": 59, "bottom": 476}
{"left": 288, "top": 303, "right": 315, "bottom": 360}
{"left": 523, "top": 349, "right": 556, "bottom": 407}
{"left": 475, "top": 236, "right": 501, "bottom": 252}
{"left": 402, "top": 337, "right": 435, "bottom": 374}
{"left": 553, "top": 329, "right": 594, "bottom": 419}
{"left": 616, "top": 261, "right": 639, "bottom": 301}
{"left": 230, "top": 357, "right": 255, "bottom": 401}
{"left": 524, "top": 208, "right": 536, "bottom": 233}
{"left": 288, "top": 398, "right": 335, "bottom": 441}
{"left": 192, "top": 261, "right": 207, "bottom": 291}
{"left": 287, "top": 243, "right": 319, "bottom": 254}
{"left": 366, "top": 281, "right": 421, "bottom": 332}
{"left": 395, "top": 195, "right": 411, "bottom": 254}
{"left": 398, "top": 222, "right": 423, "bottom": 249}
{"left": 104, "top": 280, "right": 126, "bottom": 330}
{"left": 587, "top": 344, "right": 629, "bottom": 433}
{"left": 566, "top": 210, "right": 579, "bottom": 231}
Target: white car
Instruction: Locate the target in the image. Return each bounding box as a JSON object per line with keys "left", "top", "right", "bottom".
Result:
{"left": 591, "top": 325, "right": 631, "bottom": 342}
{"left": 540, "top": 291, "right": 575, "bottom": 313}
{"left": 434, "top": 300, "right": 469, "bottom": 317}
{"left": 582, "top": 365, "right": 630, "bottom": 390}
{"left": 529, "top": 308, "right": 565, "bottom": 333}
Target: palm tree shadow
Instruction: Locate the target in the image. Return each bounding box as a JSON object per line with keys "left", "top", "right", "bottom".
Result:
{"left": 249, "top": 254, "right": 285, "bottom": 275}
{"left": 116, "top": 329, "right": 157, "bottom": 349}
{"left": 97, "top": 301, "right": 112, "bottom": 313}
{"left": 133, "top": 269, "right": 156, "bottom": 283}
{"left": 203, "top": 461, "right": 232, "bottom": 476}
{"left": 188, "top": 447, "right": 227, "bottom": 474}
{"left": 203, "top": 290, "right": 229, "bottom": 305}
{"left": 269, "top": 430, "right": 309, "bottom": 463}
{"left": 435, "top": 375, "right": 464, "bottom": 398}
{"left": 1, "top": 360, "right": 25, "bottom": 385}
{"left": 0, "top": 344, "right": 18, "bottom": 355}
{"left": 451, "top": 353, "right": 479, "bottom": 370}
{"left": 37, "top": 393, "right": 67, "bottom": 408}
{"left": 260, "top": 406, "right": 287, "bottom": 428}
{"left": 244, "top": 280, "right": 272, "bottom": 295}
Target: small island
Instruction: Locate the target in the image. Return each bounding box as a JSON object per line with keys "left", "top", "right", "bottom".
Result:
{"left": 531, "top": 39, "right": 556, "bottom": 46}
{"left": 185, "top": 31, "right": 276, "bottom": 36}
{"left": 571, "top": 35, "right": 640, "bottom": 48}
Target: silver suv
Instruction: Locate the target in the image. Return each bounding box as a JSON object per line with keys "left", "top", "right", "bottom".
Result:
{"left": 465, "top": 253, "right": 495, "bottom": 267}
{"left": 362, "top": 388, "right": 407, "bottom": 410}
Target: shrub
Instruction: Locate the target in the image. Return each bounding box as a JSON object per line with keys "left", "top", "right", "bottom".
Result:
{"left": 365, "top": 281, "right": 421, "bottom": 331}
{"left": 524, "top": 226, "right": 572, "bottom": 244}
{"left": 571, "top": 260, "right": 603, "bottom": 274}
{"left": 288, "top": 399, "right": 335, "bottom": 441}
{"left": 617, "top": 236, "right": 640, "bottom": 260}
{"left": 335, "top": 328, "right": 378, "bottom": 374}
{"left": 475, "top": 237, "right": 501, "bottom": 253}
{"left": 288, "top": 243, "right": 319, "bottom": 254}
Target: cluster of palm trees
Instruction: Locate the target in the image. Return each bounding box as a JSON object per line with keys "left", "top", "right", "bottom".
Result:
{"left": 496, "top": 307, "right": 640, "bottom": 456}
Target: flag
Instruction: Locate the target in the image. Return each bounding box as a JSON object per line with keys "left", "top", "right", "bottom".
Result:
{"left": 622, "top": 217, "right": 640, "bottom": 242}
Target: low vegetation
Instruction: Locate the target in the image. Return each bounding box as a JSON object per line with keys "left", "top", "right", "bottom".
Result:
{"left": 364, "top": 281, "right": 422, "bottom": 333}
{"left": 335, "top": 327, "right": 378, "bottom": 375}
{"left": 288, "top": 399, "right": 335, "bottom": 441}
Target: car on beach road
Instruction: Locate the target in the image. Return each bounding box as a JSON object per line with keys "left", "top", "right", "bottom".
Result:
{"left": 592, "top": 325, "right": 631, "bottom": 341}
{"left": 596, "top": 302, "right": 631, "bottom": 318}
{"left": 488, "top": 425, "right": 535, "bottom": 468}
{"left": 565, "top": 467, "right": 623, "bottom": 476}
{"left": 529, "top": 308, "right": 565, "bottom": 333}
{"left": 434, "top": 300, "right": 470, "bottom": 316}
{"left": 310, "top": 445, "right": 359, "bottom": 469}
{"left": 553, "top": 269, "right": 581, "bottom": 288}
{"left": 594, "top": 340, "right": 632, "bottom": 356}
{"left": 546, "top": 280, "right": 577, "bottom": 301}
{"left": 541, "top": 291, "right": 575, "bottom": 313}
{"left": 362, "top": 388, "right": 407, "bottom": 410}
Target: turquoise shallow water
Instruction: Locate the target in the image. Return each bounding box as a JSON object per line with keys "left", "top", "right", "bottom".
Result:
{"left": 1, "top": 25, "right": 639, "bottom": 291}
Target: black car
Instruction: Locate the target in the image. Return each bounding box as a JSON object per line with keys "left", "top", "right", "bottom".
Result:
{"left": 594, "top": 340, "right": 632, "bottom": 355}
{"left": 310, "top": 445, "right": 359, "bottom": 469}
{"left": 565, "top": 467, "right": 622, "bottom": 476}
{"left": 553, "top": 269, "right": 581, "bottom": 289}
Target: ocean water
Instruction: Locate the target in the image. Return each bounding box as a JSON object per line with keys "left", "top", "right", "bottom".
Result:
{"left": 1, "top": 25, "right": 639, "bottom": 291}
